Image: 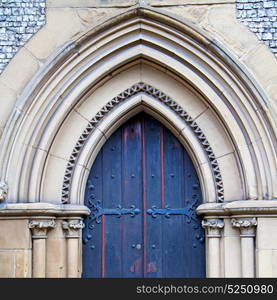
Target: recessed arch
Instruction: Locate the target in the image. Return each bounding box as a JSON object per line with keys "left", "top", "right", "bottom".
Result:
{"left": 64, "top": 83, "right": 223, "bottom": 206}
{"left": 0, "top": 7, "right": 275, "bottom": 207}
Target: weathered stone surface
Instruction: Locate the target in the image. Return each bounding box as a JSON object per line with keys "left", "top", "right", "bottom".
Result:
{"left": 0, "top": 219, "right": 31, "bottom": 249}
{"left": 150, "top": 0, "right": 235, "bottom": 5}
{"left": 236, "top": 0, "right": 277, "bottom": 58}
{"left": 47, "top": 0, "right": 137, "bottom": 8}
{"left": 0, "top": 251, "right": 14, "bottom": 277}
{"left": 0, "top": 0, "right": 276, "bottom": 75}
{"left": 0, "top": 0, "right": 45, "bottom": 74}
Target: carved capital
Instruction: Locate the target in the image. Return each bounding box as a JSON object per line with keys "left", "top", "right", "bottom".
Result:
{"left": 0, "top": 182, "right": 8, "bottom": 202}
{"left": 231, "top": 217, "right": 257, "bottom": 237}
{"left": 29, "top": 220, "right": 56, "bottom": 239}
{"left": 62, "top": 220, "right": 84, "bottom": 238}
{"left": 202, "top": 219, "right": 224, "bottom": 238}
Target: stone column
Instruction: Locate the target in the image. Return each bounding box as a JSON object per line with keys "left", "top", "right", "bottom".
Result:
{"left": 62, "top": 219, "right": 84, "bottom": 278}
{"left": 29, "top": 219, "right": 56, "bottom": 278}
{"left": 231, "top": 217, "right": 257, "bottom": 278}
{"left": 202, "top": 218, "right": 224, "bottom": 278}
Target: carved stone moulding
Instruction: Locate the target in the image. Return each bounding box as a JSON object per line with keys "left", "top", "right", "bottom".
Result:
{"left": 231, "top": 217, "right": 257, "bottom": 238}
{"left": 231, "top": 217, "right": 257, "bottom": 229}
{"left": 202, "top": 219, "right": 225, "bottom": 229}
{"left": 61, "top": 82, "right": 224, "bottom": 204}
{"left": 202, "top": 218, "right": 225, "bottom": 238}
{"left": 62, "top": 219, "right": 85, "bottom": 238}
{"left": 29, "top": 219, "right": 56, "bottom": 239}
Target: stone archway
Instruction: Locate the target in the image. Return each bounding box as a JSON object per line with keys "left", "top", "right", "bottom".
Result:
{"left": 0, "top": 7, "right": 276, "bottom": 278}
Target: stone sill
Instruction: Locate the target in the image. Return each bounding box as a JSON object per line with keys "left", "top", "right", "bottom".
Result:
{"left": 197, "top": 200, "right": 277, "bottom": 216}
{"left": 0, "top": 202, "right": 90, "bottom": 217}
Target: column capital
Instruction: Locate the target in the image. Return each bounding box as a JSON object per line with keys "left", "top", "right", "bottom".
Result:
{"left": 29, "top": 219, "right": 56, "bottom": 239}
{"left": 62, "top": 219, "right": 84, "bottom": 238}
{"left": 231, "top": 217, "right": 257, "bottom": 237}
{"left": 202, "top": 218, "right": 224, "bottom": 238}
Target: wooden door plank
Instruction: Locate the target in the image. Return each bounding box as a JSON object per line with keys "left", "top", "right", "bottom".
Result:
{"left": 102, "top": 128, "right": 123, "bottom": 277}
{"left": 83, "top": 149, "right": 103, "bottom": 278}
{"left": 183, "top": 151, "right": 205, "bottom": 277}
{"left": 122, "top": 117, "right": 143, "bottom": 278}
{"left": 143, "top": 115, "right": 163, "bottom": 278}
{"left": 163, "top": 126, "right": 186, "bottom": 277}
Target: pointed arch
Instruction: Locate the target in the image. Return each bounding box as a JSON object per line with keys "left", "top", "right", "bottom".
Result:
{"left": 0, "top": 7, "right": 275, "bottom": 205}
{"left": 64, "top": 83, "right": 222, "bottom": 205}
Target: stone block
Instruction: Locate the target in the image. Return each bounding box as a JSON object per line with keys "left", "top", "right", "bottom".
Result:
{"left": 0, "top": 219, "right": 31, "bottom": 249}
{"left": 15, "top": 250, "right": 32, "bottom": 277}
{"left": 195, "top": 109, "right": 234, "bottom": 158}
{"left": 0, "top": 251, "right": 14, "bottom": 277}
{"left": 256, "top": 217, "right": 277, "bottom": 250}
{"left": 41, "top": 154, "right": 72, "bottom": 204}
{"left": 49, "top": 110, "right": 89, "bottom": 161}
{"left": 77, "top": 64, "right": 141, "bottom": 121}
{"left": 150, "top": 0, "right": 235, "bottom": 5}
{"left": 0, "top": 80, "right": 17, "bottom": 129}
{"left": 0, "top": 46, "right": 39, "bottom": 95}
{"left": 242, "top": 43, "right": 277, "bottom": 88}
{"left": 203, "top": 4, "right": 260, "bottom": 58}
{"left": 256, "top": 249, "right": 277, "bottom": 277}
{"left": 216, "top": 153, "right": 244, "bottom": 201}
{"left": 47, "top": 0, "right": 136, "bottom": 8}
{"left": 76, "top": 8, "right": 126, "bottom": 29}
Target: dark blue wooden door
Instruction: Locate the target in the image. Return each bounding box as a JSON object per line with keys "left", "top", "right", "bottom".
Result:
{"left": 83, "top": 113, "right": 205, "bottom": 278}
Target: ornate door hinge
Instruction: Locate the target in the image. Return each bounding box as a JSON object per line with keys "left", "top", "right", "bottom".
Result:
{"left": 88, "top": 201, "right": 140, "bottom": 225}
{"left": 147, "top": 204, "right": 196, "bottom": 222}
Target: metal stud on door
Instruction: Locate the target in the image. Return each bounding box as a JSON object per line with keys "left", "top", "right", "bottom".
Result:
{"left": 82, "top": 113, "right": 205, "bottom": 278}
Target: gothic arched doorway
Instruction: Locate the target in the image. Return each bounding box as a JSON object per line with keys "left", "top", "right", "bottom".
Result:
{"left": 82, "top": 113, "right": 205, "bottom": 278}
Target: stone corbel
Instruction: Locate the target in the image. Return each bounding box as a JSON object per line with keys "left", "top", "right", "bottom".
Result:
{"left": 29, "top": 219, "right": 56, "bottom": 278}
{"left": 231, "top": 217, "right": 257, "bottom": 278}
{"left": 202, "top": 218, "right": 224, "bottom": 277}
{"left": 62, "top": 219, "right": 85, "bottom": 278}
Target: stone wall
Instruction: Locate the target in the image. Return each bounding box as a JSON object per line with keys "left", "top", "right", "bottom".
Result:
{"left": 0, "top": 0, "right": 46, "bottom": 73}
{"left": 0, "top": 1, "right": 276, "bottom": 74}
{"left": 236, "top": 0, "right": 277, "bottom": 57}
